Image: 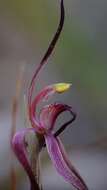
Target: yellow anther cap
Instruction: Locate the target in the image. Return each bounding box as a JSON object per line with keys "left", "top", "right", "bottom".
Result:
{"left": 54, "top": 83, "right": 71, "bottom": 93}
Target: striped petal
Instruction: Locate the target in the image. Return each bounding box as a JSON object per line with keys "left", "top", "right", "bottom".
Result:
{"left": 45, "top": 134, "right": 88, "bottom": 190}
{"left": 30, "top": 83, "right": 71, "bottom": 133}
{"left": 39, "top": 103, "right": 76, "bottom": 135}
{"left": 12, "top": 128, "right": 40, "bottom": 190}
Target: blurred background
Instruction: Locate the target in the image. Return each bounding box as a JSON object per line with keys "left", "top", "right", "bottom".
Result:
{"left": 0, "top": 0, "right": 107, "bottom": 189}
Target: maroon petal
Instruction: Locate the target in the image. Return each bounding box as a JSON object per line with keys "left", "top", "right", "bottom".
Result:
{"left": 11, "top": 128, "right": 40, "bottom": 190}
{"left": 29, "top": 84, "right": 72, "bottom": 134}
{"left": 29, "top": 86, "right": 55, "bottom": 132}
{"left": 45, "top": 134, "right": 88, "bottom": 190}
{"left": 39, "top": 103, "right": 76, "bottom": 134}
{"left": 30, "top": 86, "right": 54, "bottom": 119}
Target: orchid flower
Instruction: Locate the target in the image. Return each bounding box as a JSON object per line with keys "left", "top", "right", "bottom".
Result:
{"left": 12, "top": 1, "right": 88, "bottom": 190}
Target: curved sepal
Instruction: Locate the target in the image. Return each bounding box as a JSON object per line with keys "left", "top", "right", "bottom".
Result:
{"left": 11, "top": 128, "right": 40, "bottom": 190}
{"left": 39, "top": 103, "right": 76, "bottom": 135}
{"left": 30, "top": 83, "right": 71, "bottom": 133}
{"left": 28, "top": 0, "right": 65, "bottom": 108}
{"left": 45, "top": 134, "right": 88, "bottom": 190}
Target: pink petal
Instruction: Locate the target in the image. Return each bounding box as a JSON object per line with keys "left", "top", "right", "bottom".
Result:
{"left": 12, "top": 128, "right": 40, "bottom": 190}
{"left": 40, "top": 103, "right": 76, "bottom": 133}
{"left": 45, "top": 134, "right": 88, "bottom": 190}
{"left": 29, "top": 86, "right": 55, "bottom": 131}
